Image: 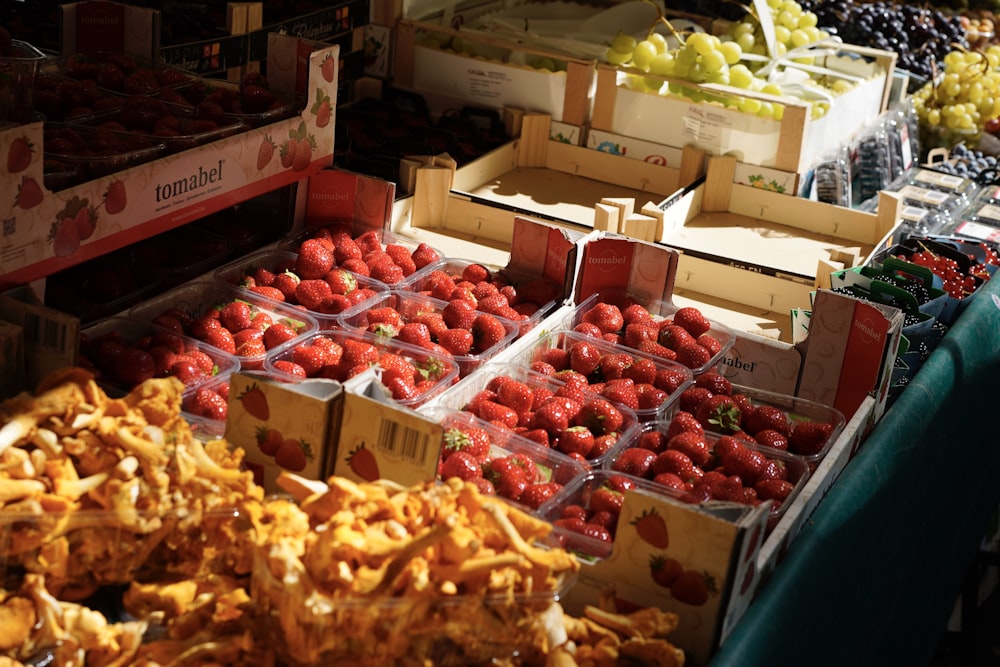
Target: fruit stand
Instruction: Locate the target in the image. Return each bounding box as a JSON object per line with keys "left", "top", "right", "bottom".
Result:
{"left": 4, "top": 0, "right": 1000, "bottom": 665}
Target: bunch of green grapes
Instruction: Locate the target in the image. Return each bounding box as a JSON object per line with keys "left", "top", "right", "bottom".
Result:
{"left": 605, "top": 30, "right": 788, "bottom": 119}
{"left": 912, "top": 45, "right": 1000, "bottom": 150}
{"left": 721, "top": 0, "right": 830, "bottom": 64}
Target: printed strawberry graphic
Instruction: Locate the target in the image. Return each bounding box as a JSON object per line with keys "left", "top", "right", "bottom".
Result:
{"left": 670, "top": 570, "right": 716, "bottom": 606}
{"left": 74, "top": 204, "right": 98, "bottom": 240}
{"left": 293, "top": 134, "right": 316, "bottom": 172}
{"left": 255, "top": 426, "right": 283, "bottom": 456}
{"left": 650, "top": 554, "right": 683, "bottom": 588}
{"left": 346, "top": 442, "right": 380, "bottom": 481}
{"left": 49, "top": 217, "right": 80, "bottom": 257}
{"left": 311, "top": 89, "right": 332, "bottom": 128}
{"left": 275, "top": 437, "right": 312, "bottom": 472}
{"left": 7, "top": 135, "right": 33, "bottom": 173}
{"left": 280, "top": 138, "right": 297, "bottom": 168}
{"left": 14, "top": 176, "right": 42, "bottom": 209}
{"left": 320, "top": 53, "right": 336, "bottom": 83}
{"left": 256, "top": 135, "right": 275, "bottom": 170}
{"left": 632, "top": 508, "right": 669, "bottom": 549}
{"left": 103, "top": 180, "right": 127, "bottom": 215}
{"left": 237, "top": 383, "right": 270, "bottom": 420}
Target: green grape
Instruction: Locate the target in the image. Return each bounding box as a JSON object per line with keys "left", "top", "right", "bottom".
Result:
{"left": 766, "top": 0, "right": 782, "bottom": 9}
{"left": 689, "top": 61, "right": 707, "bottom": 82}
{"left": 676, "top": 46, "right": 698, "bottom": 66}
{"left": 803, "top": 26, "right": 821, "bottom": 42}
{"left": 790, "top": 29, "right": 810, "bottom": 48}
{"left": 706, "top": 70, "right": 730, "bottom": 85}
{"left": 736, "top": 32, "right": 755, "bottom": 52}
{"left": 733, "top": 21, "right": 756, "bottom": 37}
{"left": 606, "top": 48, "right": 631, "bottom": 66}
{"left": 774, "top": 26, "right": 792, "bottom": 45}
{"left": 780, "top": 0, "right": 803, "bottom": 16}
{"left": 672, "top": 62, "right": 691, "bottom": 79}
{"left": 771, "top": 104, "right": 785, "bottom": 120}
{"left": 644, "top": 76, "right": 665, "bottom": 93}
{"left": 811, "top": 103, "right": 828, "bottom": 119}
{"left": 830, "top": 79, "right": 854, "bottom": 95}
{"left": 777, "top": 11, "right": 799, "bottom": 29}
{"left": 750, "top": 43, "right": 767, "bottom": 56}
{"left": 758, "top": 101, "right": 775, "bottom": 117}
{"left": 798, "top": 11, "right": 818, "bottom": 28}
{"left": 927, "top": 108, "right": 941, "bottom": 127}
{"left": 719, "top": 41, "right": 742, "bottom": 65}
{"left": 729, "top": 64, "right": 755, "bottom": 89}
{"left": 610, "top": 32, "right": 637, "bottom": 54}
{"left": 632, "top": 40, "right": 657, "bottom": 70}
{"left": 760, "top": 83, "right": 783, "bottom": 96}
{"left": 647, "top": 32, "right": 669, "bottom": 55}
{"left": 738, "top": 97, "right": 762, "bottom": 113}
{"left": 650, "top": 52, "right": 676, "bottom": 76}
{"left": 701, "top": 49, "right": 727, "bottom": 73}
{"left": 687, "top": 32, "right": 715, "bottom": 56}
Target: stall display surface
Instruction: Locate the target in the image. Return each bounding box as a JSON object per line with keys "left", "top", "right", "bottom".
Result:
{"left": 709, "top": 273, "right": 1000, "bottom": 666}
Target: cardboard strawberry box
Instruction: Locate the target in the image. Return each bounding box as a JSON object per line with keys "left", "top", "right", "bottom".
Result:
{"left": 0, "top": 25, "right": 341, "bottom": 290}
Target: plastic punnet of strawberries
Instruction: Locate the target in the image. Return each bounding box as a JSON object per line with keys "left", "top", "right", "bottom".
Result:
{"left": 287, "top": 225, "right": 442, "bottom": 286}
{"left": 572, "top": 298, "right": 730, "bottom": 372}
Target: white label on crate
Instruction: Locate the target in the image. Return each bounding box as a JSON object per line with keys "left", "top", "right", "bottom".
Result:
{"left": 899, "top": 205, "right": 930, "bottom": 223}
{"left": 898, "top": 185, "right": 951, "bottom": 207}
{"left": 975, "top": 203, "right": 1000, "bottom": 225}
{"left": 413, "top": 45, "right": 566, "bottom": 121}
{"left": 912, "top": 169, "right": 966, "bottom": 192}
{"left": 954, "top": 220, "right": 1000, "bottom": 243}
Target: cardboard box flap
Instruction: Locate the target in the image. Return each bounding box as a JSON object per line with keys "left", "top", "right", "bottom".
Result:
{"left": 575, "top": 232, "right": 679, "bottom": 306}
{"left": 305, "top": 168, "right": 397, "bottom": 231}
{"left": 507, "top": 216, "right": 586, "bottom": 301}
{"left": 61, "top": 1, "right": 160, "bottom": 62}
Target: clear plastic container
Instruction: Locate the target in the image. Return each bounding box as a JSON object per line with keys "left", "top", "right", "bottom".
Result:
{"left": 159, "top": 77, "right": 306, "bottom": 128}
{"left": 74, "top": 104, "right": 248, "bottom": 154}
{"left": 128, "top": 280, "right": 319, "bottom": 370}
{"left": 431, "top": 363, "right": 639, "bottom": 468}
{"left": 43, "top": 122, "right": 166, "bottom": 178}
{"left": 263, "top": 329, "right": 460, "bottom": 409}
{"left": 422, "top": 406, "right": 587, "bottom": 511}
{"left": 338, "top": 291, "right": 518, "bottom": 376}
{"left": 214, "top": 248, "right": 391, "bottom": 330}
{"left": 604, "top": 421, "right": 811, "bottom": 532}
{"left": 396, "top": 257, "right": 565, "bottom": 335}
{"left": 510, "top": 329, "right": 694, "bottom": 422}
{"left": 45, "top": 51, "right": 196, "bottom": 94}
{"left": 566, "top": 292, "right": 736, "bottom": 375}
{"left": 0, "top": 39, "right": 48, "bottom": 123}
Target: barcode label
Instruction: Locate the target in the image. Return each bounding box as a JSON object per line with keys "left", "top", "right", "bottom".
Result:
{"left": 375, "top": 417, "right": 432, "bottom": 467}
{"left": 23, "top": 311, "right": 70, "bottom": 356}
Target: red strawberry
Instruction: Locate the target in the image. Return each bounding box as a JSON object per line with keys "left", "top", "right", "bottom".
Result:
{"left": 651, "top": 448, "right": 698, "bottom": 480}
{"left": 442, "top": 299, "right": 477, "bottom": 330}
{"left": 582, "top": 302, "right": 625, "bottom": 334}
{"left": 471, "top": 313, "right": 508, "bottom": 351}
{"left": 219, "top": 301, "right": 254, "bottom": 332}
{"left": 250, "top": 285, "right": 286, "bottom": 301}
{"left": 667, "top": 411, "right": 704, "bottom": 439}
{"left": 667, "top": 431, "right": 712, "bottom": 468}
{"left": 257, "top": 135, "right": 275, "bottom": 170}
{"left": 698, "top": 334, "right": 724, "bottom": 356}
{"left": 495, "top": 378, "right": 534, "bottom": 415}
{"left": 370, "top": 261, "right": 405, "bottom": 285}
{"left": 601, "top": 378, "right": 639, "bottom": 411}
{"left": 396, "top": 322, "right": 433, "bottom": 349}
{"left": 484, "top": 456, "right": 529, "bottom": 500}
{"left": 7, "top": 136, "right": 33, "bottom": 172}
{"left": 437, "top": 328, "right": 473, "bottom": 355}
{"left": 569, "top": 341, "right": 603, "bottom": 376}
{"left": 622, "top": 357, "right": 658, "bottom": 385}
{"left": 574, "top": 398, "right": 624, "bottom": 435}
{"left": 411, "top": 243, "right": 442, "bottom": 269}
{"left": 650, "top": 554, "right": 683, "bottom": 588}
{"left": 519, "top": 482, "right": 561, "bottom": 509}
{"left": 636, "top": 340, "right": 678, "bottom": 361}
{"left": 296, "top": 239, "right": 335, "bottom": 279}
{"left": 634, "top": 509, "right": 670, "bottom": 549}
{"left": 624, "top": 323, "right": 659, "bottom": 348}
{"left": 598, "top": 353, "right": 633, "bottom": 380}
{"left": 695, "top": 372, "right": 732, "bottom": 395}
{"left": 474, "top": 401, "right": 519, "bottom": 429}
{"left": 532, "top": 396, "right": 581, "bottom": 433}
{"left": 612, "top": 447, "right": 656, "bottom": 477}
{"left": 442, "top": 426, "right": 490, "bottom": 461}
{"left": 203, "top": 327, "right": 236, "bottom": 354}
{"left": 636, "top": 385, "right": 669, "bottom": 410}
{"left": 185, "top": 386, "right": 228, "bottom": 421}
{"left": 556, "top": 426, "right": 595, "bottom": 458}
{"left": 295, "top": 279, "right": 333, "bottom": 311}
{"left": 461, "top": 263, "right": 491, "bottom": 283}
{"left": 755, "top": 478, "right": 795, "bottom": 502}
{"left": 745, "top": 405, "right": 791, "bottom": 437}
{"left": 272, "top": 271, "right": 301, "bottom": 301}
{"left": 675, "top": 341, "right": 713, "bottom": 369}
{"left": 636, "top": 429, "right": 669, "bottom": 453}
{"left": 14, "top": 176, "right": 42, "bottom": 209}
{"left": 655, "top": 368, "right": 692, "bottom": 394}
{"left": 262, "top": 322, "right": 300, "bottom": 350}
{"left": 553, "top": 517, "right": 612, "bottom": 543}
{"left": 439, "top": 450, "right": 483, "bottom": 481}
{"left": 272, "top": 360, "right": 306, "bottom": 378}
{"left": 788, "top": 421, "right": 835, "bottom": 456}
{"left": 672, "top": 306, "right": 712, "bottom": 337}
{"left": 695, "top": 394, "right": 742, "bottom": 433}
{"left": 658, "top": 324, "right": 696, "bottom": 350}
{"left": 589, "top": 487, "right": 625, "bottom": 517}
{"left": 721, "top": 447, "right": 767, "bottom": 486}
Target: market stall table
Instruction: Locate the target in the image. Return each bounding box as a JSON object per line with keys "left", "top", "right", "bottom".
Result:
{"left": 710, "top": 274, "right": 1000, "bottom": 666}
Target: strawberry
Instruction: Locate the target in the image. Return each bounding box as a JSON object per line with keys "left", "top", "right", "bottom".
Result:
{"left": 788, "top": 421, "right": 835, "bottom": 456}
{"left": 636, "top": 429, "right": 669, "bottom": 453}
{"left": 667, "top": 431, "right": 712, "bottom": 467}
{"left": 654, "top": 368, "right": 691, "bottom": 394}
{"left": 272, "top": 271, "right": 301, "bottom": 301}
{"left": 484, "top": 456, "right": 530, "bottom": 500}
{"left": 437, "top": 328, "right": 473, "bottom": 356}
{"left": 574, "top": 398, "right": 624, "bottom": 435}
{"left": 441, "top": 426, "right": 490, "bottom": 461}
{"left": 262, "top": 322, "right": 300, "bottom": 350}
{"left": 250, "top": 286, "right": 286, "bottom": 301}
{"left": 202, "top": 328, "right": 237, "bottom": 355}
{"left": 333, "top": 237, "right": 363, "bottom": 264}
{"left": 553, "top": 517, "right": 612, "bottom": 543}
{"left": 257, "top": 135, "right": 275, "bottom": 170}
{"left": 519, "top": 482, "right": 561, "bottom": 509}
{"left": 569, "top": 340, "right": 603, "bottom": 376}
{"left": 532, "top": 397, "right": 581, "bottom": 433}
{"left": 385, "top": 244, "right": 417, "bottom": 274}
{"left": 14, "top": 176, "right": 42, "bottom": 209}
{"left": 676, "top": 341, "right": 713, "bottom": 369}
{"left": 696, "top": 394, "right": 742, "bottom": 433}
{"left": 672, "top": 306, "right": 712, "bottom": 337}
{"left": 582, "top": 302, "right": 625, "bottom": 334}
{"left": 272, "top": 359, "right": 307, "bottom": 377}
{"left": 370, "top": 261, "right": 405, "bottom": 285}
{"left": 745, "top": 405, "right": 791, "bottom": 437}
{"left": 295, "top": 279, "right": 333, "bottom": 311}
{"left": 474, "top": 401, "right": 519, "bottom": 429}
{"left": 755, "top": 478, "right": 795, "bottom": 502}
{"left": 340, "top": 338, "right": 379, "bottom": 368}
{"left": 556, "top": 426, "right": 595, "bottom": 458}
{"left": 601, "top": 378, "right": 639, "bottom": 411}
{"left": 636, "top": 340, "right": 678, "bottom": 361}
{"left": 325, "top": 268, "right": 357, "bottom": 295}
{"left": 758, "top": 457, "right": 789, "bottom": 481}
{"left": 7, "top": 136, "right": 33, "bottom": 172}
{"left": 219, "top": 301, "right": 254, "bottom": 332}
{"left": 621, "top": 357, "right": 657, "bottom": 385}
{"left": 573, "top": 323, "right": 603, "bottom": 338}
{"left": 612, "top": 447, "right": 657, "bottom": 477}
{"left": 598, "top": 353, "right": 633, "bottom": 380}
{"left": 698, "top": 334, "right": 724, "bottom": 356}
{"left": 185, "top": 386, "right": 228, "bottom": 421}
{"left": 658, "top": 324, "right": 696, "bottom": 350}
{"left": 471, "top": 313, "right": 508, "bottom": 351}
{"left": 721, "top": 447, "right": 767, "bottom": 486}
{"left": 712, "top": 434, "right": 750, "bottom": 462}
{"left": 666, "top": 411, "right": 704, "bottom": 439}
{"left": 624, "top": 323, "right": 659, "bottom": 348}
{"left": 695, "top": 372, "right": 732, "bottom": 395}
{"left": 589, "top": 487, "right": 625, "bottom": 517}
{"left": 296, "top": 238, "right": 335, "bottom": 279}
{"left": 650, "top": 554, "right": 683, "bottom": 588}
{"left": 636, "top": 385, "right": 669, "bottom": 410}
{"left": 651, "top": 449, "right": 698, "bottom": 480}
{"left": 396, "top": 322, "right": 433, "bottom": 349}
{"left": 439, "top": 450, "right": 483, "bottom": 481}
{"left": 495, "top": 378, "right": 534, "bottom": 415}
